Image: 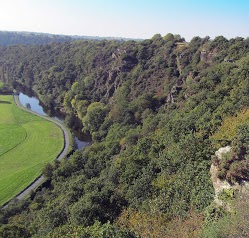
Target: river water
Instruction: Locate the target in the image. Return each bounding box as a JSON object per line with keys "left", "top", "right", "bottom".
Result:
{"left": 18, "top": 92, "right": 90, "bottom": 150}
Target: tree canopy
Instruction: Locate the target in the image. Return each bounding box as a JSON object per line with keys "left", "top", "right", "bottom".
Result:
{"left": 0, "top": 33, "right": 248, "bottom": 237}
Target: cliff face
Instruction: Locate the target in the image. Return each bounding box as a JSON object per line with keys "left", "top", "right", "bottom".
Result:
{"left": 0, "top": 35, "right": 248, "bottom": 114}
{"left": 210, "top": 146, "right": 232, "bottom": 206}
{"left": 210, "top": 146, "right": 249, "bottom": 208}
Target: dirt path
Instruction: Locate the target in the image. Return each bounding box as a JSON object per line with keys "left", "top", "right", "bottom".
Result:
{"left": 10, "top": 94, "right": 70, "bottom": 201}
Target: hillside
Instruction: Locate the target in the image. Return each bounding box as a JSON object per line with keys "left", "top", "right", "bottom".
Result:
{"left": 0, "top": 33, "right": 248, "bottom": 237}
{"left": 0, "top": 31, "right": 140, "bottom": 46}
{"left": 0, "top": 31, "right": 73, "bottom": 45}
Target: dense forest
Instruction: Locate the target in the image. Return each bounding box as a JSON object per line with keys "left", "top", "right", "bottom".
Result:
{"left": 0, "top": 33, "right": 249, "bottom": 237}
{"left": 0, "top": 31, "right": 138, "bottom": 46}
{"left": 0, "top": 31, "right": 73, "bottom": 45}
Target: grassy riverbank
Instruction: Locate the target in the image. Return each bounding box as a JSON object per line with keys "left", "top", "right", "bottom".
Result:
{"left": 0, "top": 95, "right": 64, "bottom": 206}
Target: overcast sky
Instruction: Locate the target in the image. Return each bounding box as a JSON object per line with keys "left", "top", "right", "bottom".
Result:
{"left": 0, "top": 0, "right": 248, "bottom": 41}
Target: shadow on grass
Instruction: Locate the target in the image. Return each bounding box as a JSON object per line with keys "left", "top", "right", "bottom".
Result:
{"left": 0, "top": 100, "right": 11, "bottom": 104}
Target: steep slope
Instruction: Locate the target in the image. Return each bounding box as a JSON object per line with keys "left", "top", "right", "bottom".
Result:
{"left": 0, "top": 34, "right": 248, "bottom": 237}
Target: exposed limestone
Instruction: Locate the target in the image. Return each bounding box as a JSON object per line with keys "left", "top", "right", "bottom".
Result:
{"left": 215, "top": 146, "right": 231, "bottom": 160}
{"left": 210, "top": 146, "right": 249, "bottom": 208}
{"left": 200, "top": 48, "right": 217, "bottom": 62}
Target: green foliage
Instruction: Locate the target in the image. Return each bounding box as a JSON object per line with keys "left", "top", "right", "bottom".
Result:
{"left": 217, "top": 188, "right": 235, "bottom": 202}
{"left": 201, "top": 193, "right": 249, "bottom": 238}
{"left": 163, "top": 33, "right": 174, "bottom": 42}
{"left": 0, "top": 224, "right": 30, "bottom": 238}
{"left": 0, "top": 31, "right": 72, "bottom": 46}
{"left": 0, "top": 34, "right": 248, "bottom": 237}
{"left": 42, "top": 163, "right": 54, "bottom": 180}
{"left": 0, "top": 82, "right": 13, "bottom": 93}
{"left": 204, "top": 204, "right": 227, "bottom": 226}
{"left": 212, "top": 108, "right": 249, "bottom": 145}
{"left": 216, "top": 121, "right": 249, "bottom": 183}
{"left": 118, "top": 208, "right": 204, "bottom": 238}
{"left": 48, "top": 221, "right": 135, "bottom": 238}
{"left": 82, "top": 102, "right": 107, "bottom": 138}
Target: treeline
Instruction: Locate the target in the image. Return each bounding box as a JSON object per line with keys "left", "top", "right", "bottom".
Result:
{"left": 0, "top": 34, "right": 249, "bottom": 237}
{"left": 0, "top": 31, "right": 139, "bottom": 46}
{"left": 0, "top": 31, "right": 73, "bottom": 46}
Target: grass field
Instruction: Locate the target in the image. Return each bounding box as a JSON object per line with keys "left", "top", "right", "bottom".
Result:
{"left": 0, "top": 95, "right": 64, "bottom": 206}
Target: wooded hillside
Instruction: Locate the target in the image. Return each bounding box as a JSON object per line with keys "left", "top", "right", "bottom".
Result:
{"left": 0, "top": 34, "right": 248, "bottom": 237}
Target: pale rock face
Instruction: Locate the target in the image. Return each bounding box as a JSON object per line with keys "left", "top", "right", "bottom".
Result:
{"left": 211, "top": 146, "right": 248, "bottom": 208}
{"left": 210, "top": 164, "right": 232, "bottom": 206}
{"left": 211, "top": 146, "right": 232, "bottom": 206}
{"left": 214, "top": 146, "right": 231, "bottom": 160}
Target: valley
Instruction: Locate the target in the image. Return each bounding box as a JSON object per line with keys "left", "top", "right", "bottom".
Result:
{"left": 0, "top": 34, "right": 248, "bottom": 237}
{"left": 0, "top": 94, "right": 64, "bottom": 206}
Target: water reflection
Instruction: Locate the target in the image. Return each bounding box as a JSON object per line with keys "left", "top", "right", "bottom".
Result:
{"left": 19, "top": 93, "right": 47, "bottom": 116}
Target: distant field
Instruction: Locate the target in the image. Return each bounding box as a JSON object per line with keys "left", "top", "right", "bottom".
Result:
{"left": 0, "top": 95, "right": 64, "bottom": 206}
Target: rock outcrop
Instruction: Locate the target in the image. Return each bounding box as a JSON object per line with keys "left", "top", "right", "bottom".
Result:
{"left": 210, "top": 146, "right": 249, "bottom": 208}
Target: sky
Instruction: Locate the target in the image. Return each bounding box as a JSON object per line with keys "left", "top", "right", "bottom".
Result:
{"left": 0, "top": 0, "right": 248, "bottom": 41}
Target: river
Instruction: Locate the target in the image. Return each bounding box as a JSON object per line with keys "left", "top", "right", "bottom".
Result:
{"left": 18, "top": 92, "right": 90, "bottom": 150}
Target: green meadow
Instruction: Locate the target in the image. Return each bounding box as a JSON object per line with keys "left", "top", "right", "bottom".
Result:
{"left": 0, "top": 95, "right": 64, "bottom": 206}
